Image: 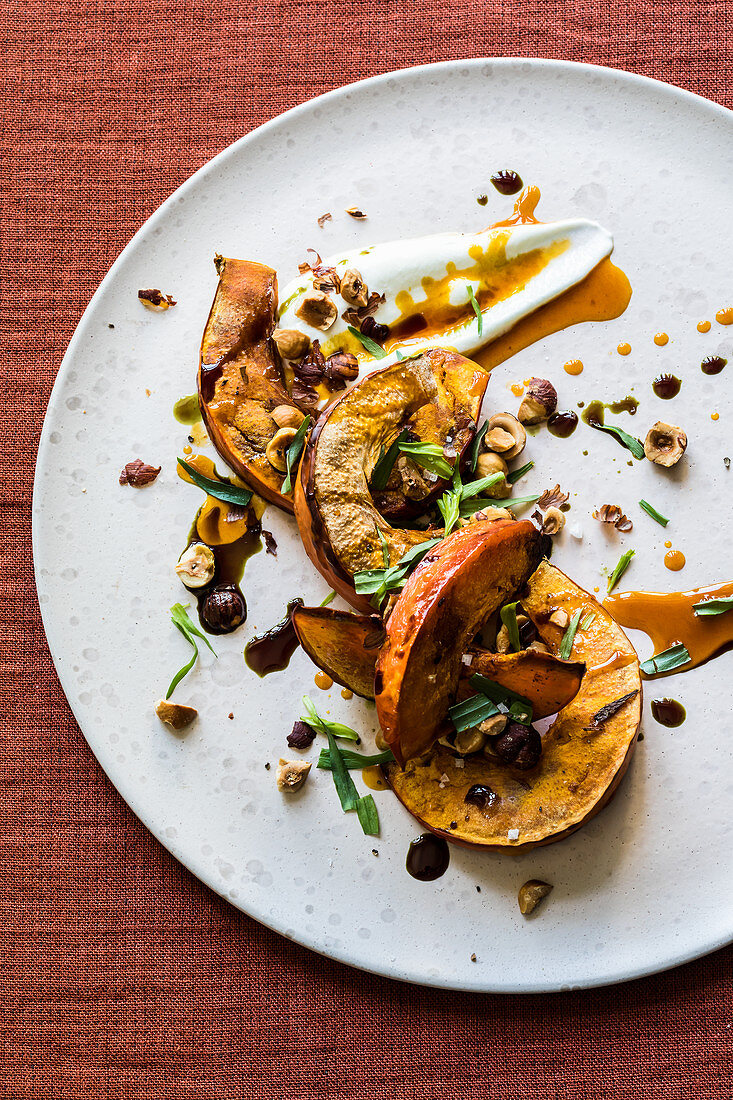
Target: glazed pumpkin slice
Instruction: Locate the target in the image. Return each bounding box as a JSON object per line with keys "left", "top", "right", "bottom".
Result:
{"left": 384, "top": 561, "right": 642, "bottom": 852}
{"left": 294, "top": 347, "right": 489, "bottom": 611}
{"left": 198, "top": 256, "right": 304, "bottom": 512}
{"left": 292, "top": 603, "right": 584, "bottom": 713}
{"left": 291, "top": 605, "right": 384, "bottom": 699}
{"left": 374, "top": 519, "right": 545, "bottom": 764}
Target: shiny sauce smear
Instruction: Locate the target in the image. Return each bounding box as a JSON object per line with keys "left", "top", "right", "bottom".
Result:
{"left": 605, "top": 580, "right": 733, "bottom": 676}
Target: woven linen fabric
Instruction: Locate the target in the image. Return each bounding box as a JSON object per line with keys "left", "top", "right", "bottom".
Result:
{"left": 2, "top": 1, "right": 733, "bottom": 1096}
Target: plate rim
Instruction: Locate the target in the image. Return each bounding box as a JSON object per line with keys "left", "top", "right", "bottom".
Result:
{"left": 32, "top": 57, "right": 733, "bottom": 993}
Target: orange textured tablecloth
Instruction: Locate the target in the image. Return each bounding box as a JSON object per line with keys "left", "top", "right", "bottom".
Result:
{"left": 3, "top": 2, "right": 733, "bottom": 1096}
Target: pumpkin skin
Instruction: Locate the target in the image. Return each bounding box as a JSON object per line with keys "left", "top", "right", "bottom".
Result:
{"left": 375, "top": 520, "right": 545, "bottom": 764}
{"left": 198, "top": 256, "right": 304, "bottom": 512}
{"left": 383, "top": 561, "right": 642, "bottom": 852}
{"left": 293, "top": 348, "right": 490, "bottom": 612}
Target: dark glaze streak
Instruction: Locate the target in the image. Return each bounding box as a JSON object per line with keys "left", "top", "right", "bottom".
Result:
{"left": 244, "top": 598, "right": 304, "bottom": 676}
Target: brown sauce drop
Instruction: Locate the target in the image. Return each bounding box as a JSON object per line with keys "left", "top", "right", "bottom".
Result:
{"left": 490, "top": 170, "right": 523, "bottom": 195}
{"left": 406, "top": 834, "right": 450, "bottom": 881}
{"left": 604, "top": 580, "right": 733, "bottom": 677}
{"left": 244, "top": 598, "right": 304, "bottom": 676}
{"left": 547, "top": 410, "right": 578, "bottom": 438}
{"left": 653, "top": 374, "right": 682, "bottom": 399}
{"left": 581, "top": 400, "right": 605, "bottom": 427}
{"left": 701, "top": 355, "right": 727, "bottom": 375}
{"left": 607, "top": 395, "right": 639, "bottom": 415}
{"left": 651, "top": 698, "right": 686, "bottom": 727}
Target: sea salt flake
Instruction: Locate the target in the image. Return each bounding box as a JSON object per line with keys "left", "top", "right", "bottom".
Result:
{"left": 454, "top": 758, "right": 465, "bottom": 769}
{"left": 507, "top": 828, "right": 520, "bottom": 840}
{"left": 461, "top": 653, "right": 473, "bottom": 666}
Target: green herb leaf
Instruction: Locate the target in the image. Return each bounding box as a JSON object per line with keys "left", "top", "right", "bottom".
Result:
{"left": 467, "top": 284, "right": 483, "bottom": 336}
{"left": 352, "top": 538, "right": 442, "bottom": 608}
{"left": 320, "top": 589, "right": 336, "bottom": 607}
{"left": 355, "top": 794, "right": 380, "bottom": 836}
{"left": 377, "top": 528, "right": 390, "bottom": 568}
{"left": 325, "top": 731, "right": 360, "bottom": 811}
{"left": 318, "top": 748, "right": 395, "bottom": 770}
{"left": 580, "top": 612, "right": 597, "bottom": 631}
{"left": 448, "top": 694, "right": 500, "bottom": 733}
{"left": 437, "top": 484, "right": 462, "bottom": 537}
{"left": 640, "top": 643, "right": 691, "bottom": 676}
{"left": 398, "top": 441, "right": 454, "bottom": 480}
{"left": 639, "top": 499, "right": 669, "bottom": 527}
{"left": 468, "top": 674, "right": 532, "bottom": 709}
{"left": 471, "top": 422, "right": 489, "bottom": 473}
{"left": 507, "top": 460, "right": 534, "bottom": 485}
{"left": 500, "top": 602, "right": 521, "bottom": 652}
{"left": 370, "top": 428, "right": 410, "bottom": 490}
{"left": 559, "top": 608, "right": 582, "bottom": 660}
{"left": 300, "top": 695, "right": 360, "bottom": 741}
{"left": 347, "top": 324, "right": 387, "bottom": 359}
{"left": 587, "top": 421, "right": 645, "bottom": 459}
{"left": 166, "top": 603, "right": 217, "bottom": 699}
{"left": 177, "top": 458, "right": 253, "bottom": 508}
{"left": 607, "top": 548, "right": 635, "bottom": 593}
{"left": 459, "top": 472, "right": 503, "bottom": 501}
{"left": 693, "top": 596, "right": 733, "bottom": 617}
{"left": 282, "top": 414, "right": 312, "bottom": 494}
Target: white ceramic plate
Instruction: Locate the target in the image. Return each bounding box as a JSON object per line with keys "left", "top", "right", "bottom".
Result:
{"left": 33, "top": 60, "right": 733, "bottom": 992}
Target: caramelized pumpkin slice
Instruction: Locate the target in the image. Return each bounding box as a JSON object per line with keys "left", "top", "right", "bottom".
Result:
{"left": 294, "top": 347, "right": 489, "bottom": 611}
{"left": 462, "top": 649, "right": 585, "bottom": 720}
{"left": 384, "top": 561, "right": 642, "bottom": 851}
{"left": 198, "top": 256, "right": 303, "bottom": 512}
{"left": 291, "top": 606, "right": 384, "bottom": 699}
{"left": 375, "top": 520, "right": 544, "bottom": 764}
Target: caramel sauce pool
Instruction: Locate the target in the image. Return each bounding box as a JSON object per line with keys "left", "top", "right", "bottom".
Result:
{"left": 605, "top": 580, "right": 733, "bottom": 676}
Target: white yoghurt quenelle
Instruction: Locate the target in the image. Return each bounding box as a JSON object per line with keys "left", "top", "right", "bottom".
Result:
{"left": 278, "top": 199, "right": 615, "bottom": 379}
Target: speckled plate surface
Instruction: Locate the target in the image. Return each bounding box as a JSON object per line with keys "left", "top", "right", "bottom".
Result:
{"left": 33, "top": 60, "right": 733, "bottom": 992}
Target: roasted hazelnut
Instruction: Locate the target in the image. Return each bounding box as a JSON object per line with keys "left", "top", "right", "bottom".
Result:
{"left": 155, "top": 699, "right": 197, "bottom": 730}
{"left": 484, "top": 412, "right": 526, "bottom": 459}
{"left": 340, "top": 268, "right": 369, "bottom": 308}
{"left": 549, "top": 608, "right": 569, "bottom": 628}
{"left": 470, "top": 506, "right": 514, "bottom": 523}
{"left": 644, "top": 421, "right": 687, "bottom": 467}
{"left": 266, "top": 426, "right": 298, "bottom": 472}
{"left": 518, "top": 879, "right": 553, "bottom": 916}
{"left": 272, "top": 327, "right": 311, "bottom": 360}
{"left": 493, "top": 721, "right": 542, "bottom": 770}
{"left": 324, "top": 351, "right": 359, "bottom": 384}
{"left": 175, "top": 543, "right": 216, "bottom": 589}
{"left": 276, "top": 758, "right": 312, "bottom": 791}
{"left": 271, "top": 404, "right": 305, "bottom": 430}
{"left": 397, "top": 455, "right": 431, "bottom": 500}
{"left": 540, "top": 506, "right": 565, "bottom": 535}
{"left": 527, "top": 640, "right": 550, "bottom": 654}
{"left": 475, "top": 452, "right": 511, "bottom": 497}
{"left": 200, "top": 586, "right": 246, "bottom": 633}
{"left": 477, "top": 713, "right": 508, "bottom": 738}
{"left": 138, "top": 288, "right": 176, "bottom": 311}
{"left": 453, "top": 727, "right": 486, "bottom": 755}
{"left": 296, "top": 291, "right": 338, "bottom": 331}
{"left": 518, "top": 377, "right": 558, "bottom": 424}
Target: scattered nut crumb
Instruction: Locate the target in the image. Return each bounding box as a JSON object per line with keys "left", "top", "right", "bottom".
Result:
{"left": 263, "top": 530, "right": 278, "bottom": 556}
{"left": 537, "top": 484, "right": 569, "bottom": 510}
{"left": 593, "top": 504, "right": 633, "bottom": 531}
{"left": 534, "top": 505, "right": 565, "bottom": 535}
{"left": 155, "top": 699, "right": 197, "bottom": 730}
{"left": 296, "top": 291, "right": 338, "bottom": 331}
{"left": 371, "top": 849, "right": 379, "bottom": 857}
{"left": 518, "top": 879, "right": 553, "bottom": 916}
{"left": 276, "top": 758, "right": 312, "bottom": 791}
{"left": 345, "top": 206, "right": 367, "bottom": 219}
{"left": 317, "top": 212, "right": 332, "bottom": 228}
{"left": 264, "top": 762, "right": 271, "bottom": 770}
{"left": 549, "top": 609, "right": 569, "bottom": 628}
{"left": 119, "top": 459, "right": 161, "bottom": 486}
{"left": 138, "top": 288, "right": 176, "bottom": 311}
{"left": 470, "top": 953, "right": 477, "bottom": 962}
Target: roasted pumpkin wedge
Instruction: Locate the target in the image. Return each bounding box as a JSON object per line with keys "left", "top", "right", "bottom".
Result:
{"left": 198, "top": 256, "right": 305, "bottom": 512}
{"left": 460, "top": 649, "right": 585, "bottom": 720}
{"left": 294, "top": 348, "right": 490, "bottom": 611}
{"left": 384, "top": 561, "right": 642, "bottom": 852}
{"left": 292, "top": 604, "right": 584, "bottom": 713}
{"left": 291, "top": 605, "right": 384, "bottom": 699}
{"left": 375, "top": 520, "right": 545, "bottom": 764}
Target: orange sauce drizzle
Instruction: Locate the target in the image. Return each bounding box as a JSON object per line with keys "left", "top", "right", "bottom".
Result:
{"left": 617, "top": 342, "right": 632, "bottom": 355}
{"left": 653, "top": 332, "right": 669, "bottom": 346}
{"left": 489, "top": 184, "right": 541, "bottom": 227}
{"left": 314, "top": 671, "right": 333, "bottom": 690}
{"left": 605, "top": 580, "right": 733, "bottom": 676}
{"left": 563, "top": 358, "right": 584, "bottom": 375}
{"left": 362, "top": 766, "right": 389, "bottom": 791}
{"left": 715, "top": 307, "right": 733, "bottom": 325}
{"left": 664, "top": 550, "right": 686, "bottom": 571}
{"left": 697, "top": 320, "right": 711, "bottom": 333}
{"left": 177, "top": 453, "right": 262, "bottom": 545}
{"left": 711, "top": 412, "right": 720, "bottom": 421}
{"left": 341, "top": 688, "right": 353, "bottom": 700}
{"left": 510, "top": 382, "right": 525, "bottom": 396}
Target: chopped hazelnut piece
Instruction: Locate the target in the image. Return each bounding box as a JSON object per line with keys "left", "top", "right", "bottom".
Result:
{"left": 345, "top": 207, "right": 367, "bottom": 219}
{"left": 317, "top": 212, "right": 332, "bottom": 228}
{"left": 518, "top": 879, "right": 553, "bottom": 916}
{"left": 119, "top": 459, "right": 161, "bottom": 486}
{"left": 155, "top": 699, "right": 198, "bottom": 730}
{"left": 276, "top": 758, "right": 312, "bottom": 791}
{"left": 266, "top": 426, "right": 298, "bottom": 473}
{"left": 549, "top": 608, "right": 569, "bottom": 628}
{"left": 539, "top": 506, "right": 565, "bottom": 535}
{"left": 138, "top": 288, "right": 176, "bottom": 311}
{"left": 484, "top": 413, "right": 526, "bottom": 459}
{"left": 340, "top": 268, "right": 369, "bottom": 308}
{"left": 296, "top": 291, "right": 338, "bottom": 331}
{"left": 271, "top": 404, "right": 305, "bottom": 430}
{"left": 644, "top": 421, "right": 687, "bottom": 467}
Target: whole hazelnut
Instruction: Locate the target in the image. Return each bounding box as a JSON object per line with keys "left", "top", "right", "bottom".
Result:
{"left": 644, "top": 421, "right": 687, "bottom": 467}
{"left": 340, "top": 268, "right": 369, "bottom": 308}
{"left": 271, "top": 404, "right": 305, "bottom": 430}
{"left": 475, "top": 451, "right": 511, "bottom": 497}
{"left": 324, "top": 351, "right": 359, "bottom": 384}
{"left": 200, "top": 586, "right": 246, "bottom": 633}
{"left": 493, "top": 722, "right": 542, "bottom": 770}
{"left": 518, "top": 378, "right": 558, "bottom": 424}
{"left": 272, "top": 328, "right": 311, "bottom": 360}
{"left": 296, "top": 291, "right": 338, "bottom": 331}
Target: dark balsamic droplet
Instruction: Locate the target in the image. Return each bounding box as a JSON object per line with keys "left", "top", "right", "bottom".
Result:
{"left": 406, "top": 834, "right": 450, "bottom": 881}
{"left": 650, "top": 698, "right": 686, "bottom": 727}
{"left": 244, "top": 598, "right": 303, "bottom": 675}
{"left": 701, "top": 355, "right": 727, "bottom": 376}
{"left": 547, "top": 410, "right": 579, "bottom": 438}
{"left": 490, "top": 170, "right": 524, "bottom": 196}
{"left": 476, "top": 194, "right": 489, "bottom": 206}
{"left": 652, "top": 374, "right": 682, "bottom": 399}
